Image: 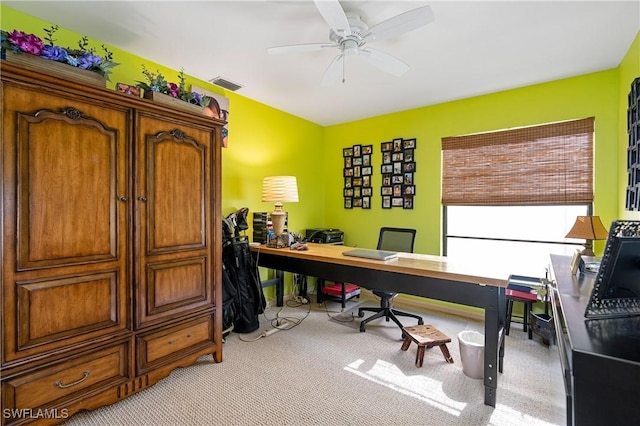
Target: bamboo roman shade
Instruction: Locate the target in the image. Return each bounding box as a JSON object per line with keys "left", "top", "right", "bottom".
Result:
{"left": 441, "top": 117, "right": 595, "bottom": 206}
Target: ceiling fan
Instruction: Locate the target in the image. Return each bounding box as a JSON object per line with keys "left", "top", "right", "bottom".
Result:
{"left": 267, "top": 0, "right": 435, "bottom": 86}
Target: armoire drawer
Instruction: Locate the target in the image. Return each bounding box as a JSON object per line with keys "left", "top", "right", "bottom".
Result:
{"left": 2, "top": 342, "right": 130, "bottom": 413}
{"left": 136, "top": 315, "right": 214, "bottom": 373}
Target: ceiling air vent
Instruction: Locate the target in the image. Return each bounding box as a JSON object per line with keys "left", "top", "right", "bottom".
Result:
{"left": 209, "top": 76, "right": 243, "bottom": 92}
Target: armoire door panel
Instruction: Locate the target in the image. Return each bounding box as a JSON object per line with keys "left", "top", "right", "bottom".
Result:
{"left": 16, "top": 108, "right": 120, "bottom": 270}
{"left": 16, "top": 271, "right": 121, "bottom": 351}
{"left": 136, "top": 114, "right": 215, "bottom": 328}
{"left": 147, "top": 257, "right": 208, "bottom": 314}
{"left": 146, "top": 131, "right": 207, "bottom": 253}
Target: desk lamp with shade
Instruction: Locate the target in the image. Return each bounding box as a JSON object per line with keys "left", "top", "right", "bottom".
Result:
{"left": 565, "top": 215, "right": 609, "bottom": 256}
{"left": 261, "top": 176, "right": 298, "bottom": 248}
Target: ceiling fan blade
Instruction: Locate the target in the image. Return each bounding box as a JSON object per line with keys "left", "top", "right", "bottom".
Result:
{"left": 359, "top": 48, "right": 409, "bottom": 77}
{"left": 363, "top": 5, "right": 434, "bottom": 43}
{"left": 267, "top": 43, "right": 335, "bottom": 55}
{"left": 314, "top": 0, "right": 351, "bottom": 37}
{"left": 321, "top": 54, "right": 344, "bottom": 86}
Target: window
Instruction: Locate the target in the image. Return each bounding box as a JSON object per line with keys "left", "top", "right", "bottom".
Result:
{"left": 445, "top": 205, "right": 589, "bottom": 277}
{"left": 442, "top": 118, "right": 595, "bottom": 277}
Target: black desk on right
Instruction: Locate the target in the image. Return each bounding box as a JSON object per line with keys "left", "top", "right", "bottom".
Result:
{"left": 550, "top": 254, "right": 640, "bottom": 426}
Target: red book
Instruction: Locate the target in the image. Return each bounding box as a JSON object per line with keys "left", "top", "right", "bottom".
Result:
{"left": 322, "top": 283, "right": 360, "bottom": 297}
{"left": 505, "top": 288, "right": 538, "bottom": 301}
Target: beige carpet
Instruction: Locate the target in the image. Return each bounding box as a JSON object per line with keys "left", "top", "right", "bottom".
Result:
{"left": 62, "top": 297, "right": 565, "bottom": 426}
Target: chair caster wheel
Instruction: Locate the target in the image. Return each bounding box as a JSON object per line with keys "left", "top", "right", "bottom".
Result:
{"left": 418, "top": 319, "right": 424, "bottom": 325}
{"left": 358, "top": 311, "right": 365, "bottom": 318}
{"left": 360, "top": 324, "right": 366, "bottom": 332}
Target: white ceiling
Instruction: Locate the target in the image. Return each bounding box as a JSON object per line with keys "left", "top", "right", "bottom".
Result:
{"left": 5, "top": 1, "right": 639, "bottom": 126}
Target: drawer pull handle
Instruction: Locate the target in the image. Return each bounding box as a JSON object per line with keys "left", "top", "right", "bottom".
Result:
{"left": 186, "top": 334, "right": 191, "bottom": 338}
{"left": 54, "top": 370, "right": 90, "bottom": 389}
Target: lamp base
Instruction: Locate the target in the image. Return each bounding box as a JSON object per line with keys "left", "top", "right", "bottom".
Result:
{"left": 267, "top": 233, "right": 291, "bottom": 249}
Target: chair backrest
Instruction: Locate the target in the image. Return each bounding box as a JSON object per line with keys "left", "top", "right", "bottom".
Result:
{"left": 376, "top": 227, "right": 416, "bottom": 253}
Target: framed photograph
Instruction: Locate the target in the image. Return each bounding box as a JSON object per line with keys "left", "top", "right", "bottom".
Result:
{"left": 382, "top": 152, "right": 392, "bottom": 164}
{"left": 116, "top": 83, "right": 141, "bottom": 97}
{"left": 353, "top": 144, "right": 362, "bottom": 157}
{"left": 343, "top": 148, "right": 353, "bottom": 157}
{"left": 404, "top": 185, "right": 415, "bottom": 195}
{"left": 344, "top": 198, "right": 352, "bottom": 209}
{"left": 381, "top": 186, "right": 393, "bottom": 196}
{"left": 392, "top": 175, "right": 403, "bottom": 184}
{"left": 362, "top": 166, "right": 372, "bottom": 176}
{"left": 392, "top": 152, "right": 403, "bottom": 162}
{"left": 362, "top": 145, "right": 373, "bottom": 154}
{"left": 570, "top": 250, "right": 582, "bottom": 275}
{"left": 353, "top": 198, "right": 362, "bottom": 207}
{"left": 362, "top": 154, "right": 371, "bottom": 166}
{"left": 403, "top": 138, "right": 416, "bottom": 149}
{"left": 354, "top": 187, "right": 361, "bottom": 198}
{"left": 382, "top": 175, "right": 391, "bottom": 186}
{"left": 381, "top": 142, "right": 392, "bottom": 152}
{"left": 353, "top": 156, "right": 363, "bottom": 166}
{"left": 363, "top": 175, "right": 370, "bottom": 187}
{"left": 353, "top": 177, "right": 362, "bottom": 187}
{"left": 393, "top": 162, "right": 402, "bottom": 175}
{"left": 362, "top": 187, "right": 372, "bottom": 196}
{"left": 404, "top": 173, "right": 413, "bottom": 185}
{"left": 393, "top": 139, "right": 403, "bottom": 152}
{"left": 344, "top": 168, "right": 353, "bottom": 177}
{"left": 344, "top": 157, "right": 352, "bottom": 168}
{"left": 362, "top": 197, "right": 371, "bottom": 209}
{"left": 381, "top": 164, "right": 393, "bottom": 174}
{"left": 382, "top": 196, "right": 391, "bottom": 209}
{"left": 344, "top": 188, "right": 354, "bottom": 197}
{"left": 404, "top": 162, "right": 416, "bottom": 173}
{"left": 404, "top": 149, "right": 414, "bottom": 162}
{"left": 403, "top": 196, "right": 413, "bottom": 209}
{"left": 393, "top": 184, "right": 402, "bottom": 197}
{"left": 344, "top": 177, "right": 352, "bottom": 188}
{"left": 392, "top": 197, "right": 403, "bottom": 207}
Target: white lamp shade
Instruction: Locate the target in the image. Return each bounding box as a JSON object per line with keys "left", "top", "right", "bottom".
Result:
{"left": 261, "top": 176, "right": 299, "bottom": 203}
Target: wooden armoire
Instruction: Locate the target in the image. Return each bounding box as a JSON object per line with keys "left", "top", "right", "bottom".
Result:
{"left": 1, "top": 62, "right": 223, "bottom": 425}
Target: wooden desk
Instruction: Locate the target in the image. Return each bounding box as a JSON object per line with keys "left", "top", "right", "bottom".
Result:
{"left": 252, "top": 243, "right": 508, "bottom": 406}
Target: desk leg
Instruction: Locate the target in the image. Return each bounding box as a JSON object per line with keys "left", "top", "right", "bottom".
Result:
{"left": 317, "top": 278, "right": 325, "bottom": 304}
{"left": 483, "top": 286, "right": 505, "bottom": 407}
{"left": 276, "top": 270, "right": 284, "bottom": 307}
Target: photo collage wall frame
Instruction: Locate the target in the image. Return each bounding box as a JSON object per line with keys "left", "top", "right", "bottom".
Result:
{"left": 380, "top": 137, "right": 416, "bottom": 209}
{"left": 343, "top": 144, "right": 373, "bottom": 209}
{"left": 626, "top": 77, "right": 640, "bottom": 211}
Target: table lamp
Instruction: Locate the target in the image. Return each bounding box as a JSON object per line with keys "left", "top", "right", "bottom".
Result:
{"left": 261, "top": 176, "right": 298, "bottom": 242}
{"left": 565, "top": 215, "right": 609, "bottom": 256}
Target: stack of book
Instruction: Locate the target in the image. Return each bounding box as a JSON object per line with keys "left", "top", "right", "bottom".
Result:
{"left": 506, "top": 275, "right": 543, "bottom": 301}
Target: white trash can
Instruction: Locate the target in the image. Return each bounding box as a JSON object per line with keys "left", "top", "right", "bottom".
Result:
{"left": 457, "top": 330, "right": 484, "bottom": 379}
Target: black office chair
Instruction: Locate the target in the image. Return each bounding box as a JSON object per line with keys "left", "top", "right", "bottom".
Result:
{"left": 358, "top": 227, "right": 424, "bottom": 333}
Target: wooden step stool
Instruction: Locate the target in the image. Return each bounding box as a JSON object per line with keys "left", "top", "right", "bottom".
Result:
{"left": 401, "top": 324, "right": 454, "bottom": 368}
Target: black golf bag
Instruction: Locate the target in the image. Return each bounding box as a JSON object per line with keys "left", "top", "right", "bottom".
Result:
{"left": 222, "top": 208, "right": 266, "bottom": 334}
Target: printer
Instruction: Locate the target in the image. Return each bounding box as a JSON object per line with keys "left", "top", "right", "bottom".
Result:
{"left": 305, "top": 228, "right": 344, "bottom": 245}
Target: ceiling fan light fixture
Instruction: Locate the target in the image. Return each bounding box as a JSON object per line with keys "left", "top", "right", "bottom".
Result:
{"left": 342, "top": 39, "right": 359, "bottom": 56}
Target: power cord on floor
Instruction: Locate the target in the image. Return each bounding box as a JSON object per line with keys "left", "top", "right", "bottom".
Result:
{"left": 237, "top": 296, "right": 312, "bottom": 342}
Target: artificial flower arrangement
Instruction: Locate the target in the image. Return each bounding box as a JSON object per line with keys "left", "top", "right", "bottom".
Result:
{"left": 136, "top": 65, "right": 211, "bottom": 107}
{"left": 0, "top": 25, "right": 118, "bottom": 80}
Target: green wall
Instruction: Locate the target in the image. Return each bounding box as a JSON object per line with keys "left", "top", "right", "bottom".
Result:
{"left": 3, "top": 6, "right": 638, "bottom": 299}
{"left": 324, "top": 70, "right": 620, "bottom": 255}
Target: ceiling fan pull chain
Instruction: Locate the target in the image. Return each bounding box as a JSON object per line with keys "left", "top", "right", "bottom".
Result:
{"left": 342, "top": 56, "right": 346, "bottom": 83}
